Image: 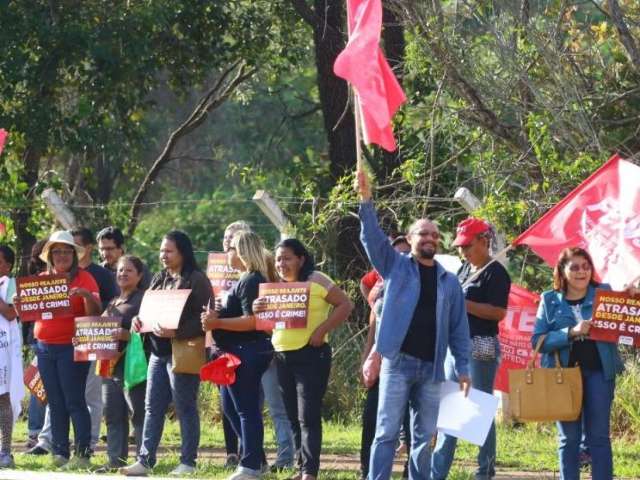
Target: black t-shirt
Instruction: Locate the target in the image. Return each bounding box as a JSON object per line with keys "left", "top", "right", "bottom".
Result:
{"left": 86, "top": 262, "right": 118, "bottom": 310}
{"left": 401, "top": 263, "right": 437, "bottom": 361}
{"left": 213, "top": 271, "right": 269, "bottom": 348}
{"left": 458, "top": 261, "right": 511, "bottom": 337}
{"left": 566, "top": 297, "right": 602, "bottom": 371}
{"left": 104, "top": 289, "right": 145, "bottom": 359}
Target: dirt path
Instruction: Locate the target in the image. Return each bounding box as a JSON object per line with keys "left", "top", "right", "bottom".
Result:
{"left": 4, "top": 445, "right": 577, "bottom": 479}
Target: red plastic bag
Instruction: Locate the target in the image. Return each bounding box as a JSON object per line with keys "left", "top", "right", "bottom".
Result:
{"left": 200, "top": 353, "right": 242, "bottom": 385}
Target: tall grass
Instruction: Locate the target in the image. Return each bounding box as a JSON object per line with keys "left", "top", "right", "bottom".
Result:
{"left": 611, "top": 349, "right": 640, "bottom": 439}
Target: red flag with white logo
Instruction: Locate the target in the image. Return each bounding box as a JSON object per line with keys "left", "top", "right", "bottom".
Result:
{"left": 333, "top": 0, "right": 406, "bottom": 151}
{"left": 495, "top": 284, "right": 540, "bottom": 393}
{"left": 512, "top": 154, "right": 640, "bottom": 290}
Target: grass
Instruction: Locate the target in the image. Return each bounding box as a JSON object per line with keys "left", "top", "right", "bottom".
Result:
{"left": 8, "top": 417, "right": 640, "bottom": 479}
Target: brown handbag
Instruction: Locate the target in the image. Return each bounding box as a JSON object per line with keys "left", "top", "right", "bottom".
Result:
{"left": 508, "top": 335, "right": 583, "bottom": 422}
{"left": 171, "top": 336, "right": 206, "bottom": 375}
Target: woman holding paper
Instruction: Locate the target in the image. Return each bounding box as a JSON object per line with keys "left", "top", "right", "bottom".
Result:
{"left": 532, "top": 247, "right": 624, "bottom": 480}
{"left": 121, "top": 231, "right": 211, "bottom": 477}
{"left": 98, "top": 255, "right": 146, "bottom": 472}
{"left": 253, "top": 239, "right": 353, "bottom": 480}
{"left": 32, "top": 231, "right": 101, "bottom": 469}
{"left": 201, "top": 231, "right": 276, "bottom": 480}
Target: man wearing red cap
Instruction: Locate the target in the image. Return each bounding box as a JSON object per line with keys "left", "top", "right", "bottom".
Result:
{"left": 431, "top": 218, "right": 511, "bottom": 480}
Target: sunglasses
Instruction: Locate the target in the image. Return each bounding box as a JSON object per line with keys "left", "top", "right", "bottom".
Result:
{"left": 567, "top": 262, "right": 591, "bottom": 272}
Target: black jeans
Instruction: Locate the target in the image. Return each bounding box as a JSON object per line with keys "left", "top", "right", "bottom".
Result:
{"left": 360, "top": 381, "right": 379, "bottom": 477}
{"left": 275, "top": 343, "right": 332, "bottom": 477}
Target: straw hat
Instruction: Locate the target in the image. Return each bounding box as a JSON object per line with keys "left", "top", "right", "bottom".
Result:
{"left": 39, "top": 230, "right": 85, "bottom": 263}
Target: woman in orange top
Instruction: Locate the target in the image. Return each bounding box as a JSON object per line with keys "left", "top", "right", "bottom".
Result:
{"left": 33, "top": 231, "right": 101, "bottom": 469}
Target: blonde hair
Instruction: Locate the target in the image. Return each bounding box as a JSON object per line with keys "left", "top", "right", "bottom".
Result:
{"left": 232, "top": 231, "right": 277, "bottom": 282}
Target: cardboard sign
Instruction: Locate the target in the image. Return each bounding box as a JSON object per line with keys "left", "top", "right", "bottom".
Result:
{"left": 590, "top": 289, "right": 640, "bottom": 347}
{"left": 17, "top": 274, "right": 72, "bottom": 321}
{"left": 138, "top": 289, "right": 191, "bottom": 333}
{"left": 255, "top": 282, "right": 310, "bottom": 331}
{"left": 73, "top": 316, "right": 121, "bottom": 361}
{"left": 23, "top": 358, "right": 47, "bottom": 405}
{"left": 206, "top": 252, "right": 241, "bottom": 296}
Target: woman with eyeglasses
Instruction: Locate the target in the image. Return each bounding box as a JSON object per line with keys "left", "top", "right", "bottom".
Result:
{"left": 531, "top": 247, "right": 624, "bottom": 480}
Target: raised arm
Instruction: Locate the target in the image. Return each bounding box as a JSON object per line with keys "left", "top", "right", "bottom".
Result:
{"left": 356, "top": 170, "right": 399, "bottom": 278}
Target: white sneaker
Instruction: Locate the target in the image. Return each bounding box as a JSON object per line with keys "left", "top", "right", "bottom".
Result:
{"left": 119, "top": 461, "right": 150, "bottom": 477}
{"left": 226, "top": 468, "right": 261, "bottom": 479}
{"left": 170, "top": 463, "right": 196, "bottom": 475}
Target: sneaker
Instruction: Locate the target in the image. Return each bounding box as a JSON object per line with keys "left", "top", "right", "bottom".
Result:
{"left": 224, "top": 454, "right": 240, "bottom": 469}
{"left": 26, "top": 445, "right": 49, "bottom": 455}
{"left": 60, "top": 455, "right": 91, "bottom": 470}
{"left": 52, "top": 455, "right": 69, "bottom": 468}
{"left": 0, "top": 453, "right": 14, "bottom": 469}
{"left": 120, "top": 461, "right": 151, "bottom": 477}
{"left": 226, "top": 469, "right": 261, "bottom": 480}
{"left": 170, "top": 463, "right": 196, "bottom": 475}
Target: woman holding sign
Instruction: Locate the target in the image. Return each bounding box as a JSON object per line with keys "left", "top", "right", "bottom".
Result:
{"left": 532, "top": 247, "right": 624, "bottom": 480}
{"left": 254, "top": 239, "right": 353, "bottom": 480}
{"left": 122, "top": 231, "right": 211, "bottom": 477}
{"left": 98, "top": 255, "right": 146, "bottom": 472}
{"left": 32, "top": 231, "right": 101, "bottom": 469}
{"left": 201, "top": 231, "right": 276, "bottom": 480}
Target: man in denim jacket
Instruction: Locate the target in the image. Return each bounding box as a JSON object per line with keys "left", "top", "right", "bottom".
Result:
{"left": 356, "top": 171, "right": 471, "bottom": 480}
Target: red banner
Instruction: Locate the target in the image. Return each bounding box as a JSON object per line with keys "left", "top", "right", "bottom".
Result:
{"left": 23, "top": 358, "right": 47, "bottom": 405}
{"left": 255, "top": 282, "right": 310, "bottom": 331}
{"left": 17, "top": 274, "right": 72, "bottom": 321}
{"left": 0, "top": 129, "right": 7, "bottom": 156}
{"left": 513, "top": 154, "right": 640, "bottom": 290}
{"left": 495, "top": 285, "right": 540, "bottom": 393}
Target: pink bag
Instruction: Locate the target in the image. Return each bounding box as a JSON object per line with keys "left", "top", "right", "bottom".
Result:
{"left": 362, "top": 349, "right": 382, "bottom": 388}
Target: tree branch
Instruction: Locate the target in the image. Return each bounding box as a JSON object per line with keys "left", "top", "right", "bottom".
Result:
{"left": 607, "top": 0, "right": 640, "bottom": 72}
{"left": 126, "top": 62, "right": 256, "bottom": 237}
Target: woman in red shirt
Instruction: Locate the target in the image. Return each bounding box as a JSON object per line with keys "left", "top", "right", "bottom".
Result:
{"left": 33, "top": 231, "right": 101, "bottom": 469}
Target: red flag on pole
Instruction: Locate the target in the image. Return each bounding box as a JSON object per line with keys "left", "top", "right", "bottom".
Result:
{"left": 495, "top": 285, "right": 540, "bottom": 393}
{"left": 0, "top": 129, "right": 8, "bottom": 156}
{"left": 512, "top": 154, "right": 640, "bottom": 290}
{"left": 333, "top": 0, "right": 406, "bottom": 152}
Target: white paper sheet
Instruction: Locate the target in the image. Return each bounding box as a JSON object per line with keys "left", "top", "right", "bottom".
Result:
{"left": 436, "top": 380, "right": 499, "bottom": 446}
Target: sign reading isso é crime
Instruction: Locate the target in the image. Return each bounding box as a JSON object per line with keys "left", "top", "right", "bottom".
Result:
{"left": 255, "top": 282, "right": 310, "bottom": 331}
{"left": 17, "top": 274, "right": 72, "bottom": 321}
{"left": 73, "top": 316, "right": 121, "bottom": 361}
{"left": 590, "top": 289, "right": 640, "bottom": 347}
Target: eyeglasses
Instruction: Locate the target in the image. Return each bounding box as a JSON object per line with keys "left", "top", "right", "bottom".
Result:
{"left": 51, "top": 249, "right": 74, "bottom": 256}
{"left": 409, "top": 230, "right": 440, "bottom": 239}
{"left": 567, "top": 262, "right": 591, "bottom": 272}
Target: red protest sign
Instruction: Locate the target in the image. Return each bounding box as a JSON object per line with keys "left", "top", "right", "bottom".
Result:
{"left": 74, "top": 316, "right": 121, "bottom": 361}
{"left": 495, "top": 285, "right": 540, "bottom": 393}
{"left": 17, "top": 274, "right": 72, "bottom": 321}
{"left": 206, "top": 252, "right": 241, "bottom": 296}
{"left": 590, "top": 289, "right": 640, "bottom": 347}
{"left": 255, "top": 282, "right": 310, "bottom": 331}
{"left": 23, "top": 358, "right": 47, "bottom": 405}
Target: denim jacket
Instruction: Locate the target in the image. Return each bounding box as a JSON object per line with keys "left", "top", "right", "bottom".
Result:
{"left": 531, "top": 284, "right": 624, "bottom": 381}
{"left": 359, "top": 201, "right": 471, "bottom": 381}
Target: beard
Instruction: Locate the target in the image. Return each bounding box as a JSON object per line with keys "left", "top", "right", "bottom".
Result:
{"left": 416, "top": 247, "right": 436, "bottom": 259}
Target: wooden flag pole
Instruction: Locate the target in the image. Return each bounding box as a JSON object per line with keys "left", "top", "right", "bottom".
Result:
{"left": 354, "top": 91, "right": 364, "bottom": 172}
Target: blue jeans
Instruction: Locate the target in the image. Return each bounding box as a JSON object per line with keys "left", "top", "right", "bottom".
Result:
{"left": 138, "top": 353, "right": 200, "bottom": 468}
{"left": 369, "top": 352, "right": 441, "bottom": 480}
{"left": 28, "top": 393, "right": 46, "bottom": 436}
{"left": 35, "top": 342, "right": 91, "bottom": 458}
{"left": 262, "top": 358, "right": 295, "bottom": 467}
{"left": 432, "top": 351, "right": 499, "bottom": 479}
{"left": 557, "top": 368, "right": 615, "bottom": 480}
{"left": 220, "top": 338, "right": 273, "bottom": 473}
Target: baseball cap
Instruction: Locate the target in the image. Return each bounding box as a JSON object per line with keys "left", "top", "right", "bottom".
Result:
{"left": 452, "top": 218, "right": 490, "bottom": 247}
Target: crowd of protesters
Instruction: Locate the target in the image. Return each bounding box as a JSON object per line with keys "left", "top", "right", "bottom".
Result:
{"left": 0, "top": 175, "right": 636, "bottom": 480}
